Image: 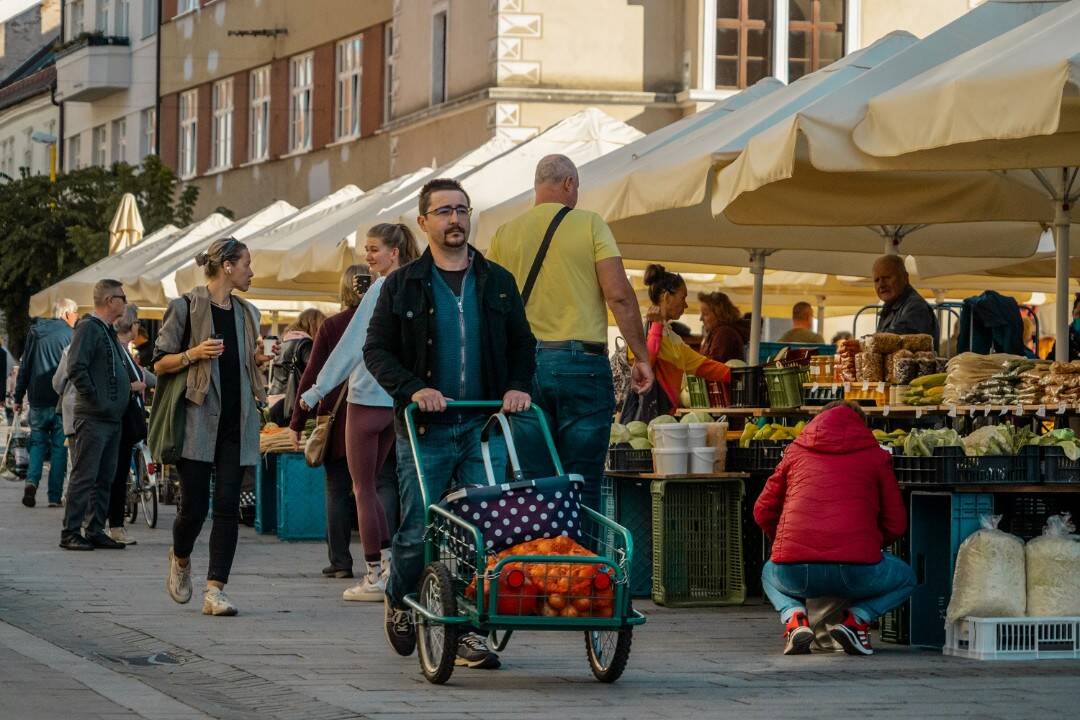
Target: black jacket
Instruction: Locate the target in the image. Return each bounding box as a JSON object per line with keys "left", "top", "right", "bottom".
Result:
{"left": 363, "top": 247, "right": 536, "bottom": 418}
{"left": 68, "top": 315, "right": 134, "bottom": 422}
{"left": 14, "top": 318, "right": 73, "bottom": 407}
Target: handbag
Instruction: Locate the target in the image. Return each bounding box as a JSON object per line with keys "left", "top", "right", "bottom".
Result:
{"left": 618, "top": 366, "right": 671, "bottom": 424}
{"left": 439, "top": 413, "right": 585, "bottom": 553}
{"left": 304, "top": 385, "right": 347, "bottom": 468}
{"left": 122, "top": 395, "right": 148, "bottom": 443}
{"left": 147, "top": 297, "right": 191, "bottom": 464}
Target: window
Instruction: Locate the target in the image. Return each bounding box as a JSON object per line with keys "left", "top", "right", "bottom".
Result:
{"left": 289, "top": 54, "right": 313, "bottom": 153}
{"left": 68, "top": 134, "right": 82, "bottom": 171}
{"left": 715, "top": 0, "right": 773, "bottom": 89}
{"left": 22, "top": 128, "right": 32, "bottom": 171}
{"left": 179, "top": 90, "right": 197, "bottom": 178}
{"left": 68, "top": 0, "right": 84, "bottom": 40}
{"left": 211, "top": 78, "right": 233, "bottom": 169}
{"left": 431, "top": 7, "right": 448, "bottom": 105}
{"left": 384, "top": 22, "right": 395, "bottom": 124}
{"left": 788, "top": 0, "right": 845, "bottom": 81}
{"left": 96, "top": 0, "right": 111, "bottom": 34}
{"left": 111, "top": 118, "right": 127, "bottom": 164}
{"left": 176, "top": 0, "right": 198, "bottom": 15}
{"left": 140, "top": 107, "right": 156, "bottom": 158}
{"left": 116, "top": 0, "right": 130, "bottom": 37}
{"left": 142, "top": 0, "right": 158, "bottom": 38}
{"left": 92, "top": 125, "right": 108, "bottom": 166}
{"left": 1, "top": 138, "right": 14, "bottom": 178}
{"left": 335, "top": 35, "right": 363, "bottom": 140}
{"left": 249, "top": 65, "right": 271, "bottom": 161}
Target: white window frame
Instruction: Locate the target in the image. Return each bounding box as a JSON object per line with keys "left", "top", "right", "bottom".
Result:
{"left": 176, "top": 0, "right": 198, "bottom": 17}
{"left": 116, "top": 0, "right": 130, "bottom": 37}
{"left": 92, "top": 124, "right": 108, "bottom": 167}
{"left": 335, "top": 35, "right": 363, "bottom": 140}
{"left": 68, "top": 0, "right": 85, "bottom": 40}
{"left": 179, "top": 89, "right": 198, "bottom": 179}
{"left": 249, "top": 65, "right": 271, "bottom": 162}
{"left": 383, "top": 22, "right": 395, "bottom": 124}
{"left": 211, "top": 78, "right": 234, "bottom": 170}
{"left": 430, "top": 4, "right": 448, "bottom": 105}
{"left": 68, "top": 135, "right": 83, "bottom": 171}
{"left": 289, "top": 53, "right": 314, "bottom": 153}
{"left": 142, "top": 0, "right": 158, "bottom": 38}
{"left": 22, "top": 128, "right": 33, "bottom": 172}
{"left": 111, "top": 118, "right": 127, "bottom": 164}
{"left": 140, "top": 107, "right": 156, "bottom": 159}
{"left": 96, "top": 0, "right": 112, "bottom": 34}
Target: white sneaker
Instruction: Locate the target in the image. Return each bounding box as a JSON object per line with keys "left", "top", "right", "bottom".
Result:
{"left": 109, "top": 527, "right": 137, "bottom": 545}
{"left": 202, "top": 587, "right": 238, "bottom": 616}
{"left": 343, "top": 571, "right": 386, "bottom": 602}
{"left": 166, "top": 547, "right": 192, "bottom": 604}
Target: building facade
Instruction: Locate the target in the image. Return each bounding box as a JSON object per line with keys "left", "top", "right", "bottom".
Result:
{"left": 56, "top": 0, "right": 159, "bottom": 170}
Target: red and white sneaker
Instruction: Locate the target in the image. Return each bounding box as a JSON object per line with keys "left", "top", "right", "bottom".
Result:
{"left": 829, "top": 612, "right": 874, "bottom": 656}
{"left": 783, "top": 612, "right": 814, "bottom": 655}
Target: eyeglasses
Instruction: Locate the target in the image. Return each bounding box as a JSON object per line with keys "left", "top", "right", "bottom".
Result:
{"left": 111, "top": 294, "right": 127, "bottom": 303}
{"left": 424, "top": 205, "right": 472, "bottom": 219}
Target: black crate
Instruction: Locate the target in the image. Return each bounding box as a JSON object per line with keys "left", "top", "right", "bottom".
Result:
{"left": 1000, "top": 494, "right": 1080, "bottom": 540}
{"left": 728, "top": 440, "right": 791, "bottom": 474}
{"left": 892, "top": 446, "right": 962, "bottom": 485}
{"left": 802, "top": 384, "right": 844, "bottom": 406}
{"left": 1042, "top": 446, "right": 1080, "bottom": 484}
{"left": 954, "top": 446, "right": 1040, "bottom": 485}
{"left": 606, "top": 446, "right": 653, "bottom": 473}
{"left": 730, "top": 366, "right": 766, "bottom": 408}
{"left": 879, "top": 537, "right": 911, "bottom": 644}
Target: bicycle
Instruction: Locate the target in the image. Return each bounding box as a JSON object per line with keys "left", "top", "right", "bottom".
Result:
{"left": 125, "top": 440, "right": 160, "bottom": 528}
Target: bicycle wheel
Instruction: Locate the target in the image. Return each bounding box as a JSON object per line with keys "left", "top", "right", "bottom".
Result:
{"left": 125, "top": 469, "right": 139, "bottom": 524}
{"left": 585, "top": 627, "right": 633, "bottom": 683}
{"left": 141, "top": 482, "right": 158, "bottom": 529}
{"left": 415, "top": 562, "right": 458, "bottom": 685}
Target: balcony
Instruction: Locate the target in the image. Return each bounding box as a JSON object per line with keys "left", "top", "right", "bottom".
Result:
{"left": 55, "top": 34, "right": 132, "bottom": 102}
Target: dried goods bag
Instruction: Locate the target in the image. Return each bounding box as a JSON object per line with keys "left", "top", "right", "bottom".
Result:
{"left": 1025, "top": 513, "right": 1080, "bottom": 617}
{"left": 946, "top": 515, "right": 1026, "bottom": 622}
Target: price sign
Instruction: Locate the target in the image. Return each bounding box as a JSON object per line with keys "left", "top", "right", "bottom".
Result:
{"left": 862, "top": 381, "right": 870, "bottom": 392}
{"left": 811, "top": 383, "right": 820, "bottom": 393}
{"left": 1058, "top": 402, "right": 1068, "bottom": 415}
{"left": 948, "top": 405, "right": 958, "bottom": 418}
{"left": 877, "top": 382, "right": 886, "bottom": 394}
{"left": 1037, "top": 405, "right": 1047, "bottom": 418}
{"left": 983, "top": 405, "right": 992, "bottom": 417}
{"left": 915, "top": 407, "right": 924, "bottom": 419}
{"left": 883, "top": 406, "right": 891, "bottom": 417}
{"left": 1014, "top": 404, "right": 1024, "bottom": 417}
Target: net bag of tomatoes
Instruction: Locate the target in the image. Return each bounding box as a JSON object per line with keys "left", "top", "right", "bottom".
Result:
{"left": 465, "top": 534, "right": 617, "bottom": 618}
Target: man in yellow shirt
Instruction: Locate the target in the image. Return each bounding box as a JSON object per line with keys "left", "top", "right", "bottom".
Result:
{"left": 488, "top": 155, "right": 652, "bottom": 509}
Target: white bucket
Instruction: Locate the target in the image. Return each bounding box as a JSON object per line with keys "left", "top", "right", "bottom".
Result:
{"left": 687, "top": 423, "right": 710, "bottom": 447}
{"left": 689, "top": 446, "right": 717, "bottom": 474}
{"left": 652, "top": 423, "right": 689, "bottom": 450}
{"left": 652, "top": 448, "right": 688, "bottom": 476}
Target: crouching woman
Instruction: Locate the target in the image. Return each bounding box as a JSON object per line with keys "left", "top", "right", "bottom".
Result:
{"left": 753, "top": 401, "right": 915, "bottom": 656}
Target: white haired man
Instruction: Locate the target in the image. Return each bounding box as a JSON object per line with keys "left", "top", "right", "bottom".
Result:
{"left": 872, "top": 255, "right": 938, "bottom": 340}
{"left": 13, "top": 298, "right": 78, "bottom": 508}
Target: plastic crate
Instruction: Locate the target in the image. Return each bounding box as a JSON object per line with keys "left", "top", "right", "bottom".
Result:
{"left": 892, "top": 446, "right": 962, "bottom": 485}
{"left": 954, "top": 446, "right": 1040, "bottom": 485}
{"left": 254, "top": 453, "right": 278, "bottom": 535}
{"left": 741, "top": 476, "right": 770, "bottom": 599}
{"left": 730, "top": 366, "right": 766, "bottom": 408}
{"left": 945, "top": 617, "right": 1080, "bottom": 660}
{"left": 880, "top": 537, "right": 911, "bottom": 645}
{"left": 757, "top": 341, "right": 834, "bottom": 363}
{"left": 803, "top": 383, "right": 844, "bottom": 406}
{"left": 727, "top": 440, "right": 791, "bottom": 474}
{"left": 606, "top": 446, "right": 653, "bottom": 473}
{"left": 764, "top": 366, "right": 806, "bottom": 409}
{"left": 1042, "top": 445, "right": 1080, "bottom": 484}
{"left": 600, "top": 475, "right": 653, "bottom": 598}
{"left": 651, "top": 478, "right": 745, "bottom": 607}
{"left": 275, "top": 452, "right": 327, "bottom": 541}
{"left": 999, "top": 494, "right": 1080, "bottom": 540}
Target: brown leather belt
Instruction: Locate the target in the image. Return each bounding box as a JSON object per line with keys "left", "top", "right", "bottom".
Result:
{"left": 536, "top": 340, "right": 608, "bottom": 356}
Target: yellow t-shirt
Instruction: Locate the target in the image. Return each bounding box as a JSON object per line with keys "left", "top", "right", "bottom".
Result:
{"left": 488, "top": 203, "right": 620, "bottom": 344}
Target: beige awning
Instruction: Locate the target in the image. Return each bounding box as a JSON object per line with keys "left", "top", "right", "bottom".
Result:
{"left": 108, "top": 193, "right": 144, "bottom": 254}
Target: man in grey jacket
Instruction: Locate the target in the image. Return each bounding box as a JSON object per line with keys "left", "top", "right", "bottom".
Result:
{"left": 873, "top": 255, "right": 939, "bottom": 342}
{"left": 60, "top": 280, "right": 142, "bottom": 551}
{"left": 14, "top": 298, "right": 77, "bottom": 508}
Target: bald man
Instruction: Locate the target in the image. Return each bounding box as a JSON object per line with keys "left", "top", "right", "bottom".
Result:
{"left": 872, "top": 255, "right": 938, "bottom": 339}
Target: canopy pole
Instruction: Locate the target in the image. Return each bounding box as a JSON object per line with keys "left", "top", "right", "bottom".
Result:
{"left": 933, "top": 289, "right": 946, "bottom": 349}
{"left": 1055, "top": 199, "right": 1071, "bottom": 362}
{"left": 271, "top": 310, "right": 280, "bottom": 337}
{"left": 816, "top": 294, "right": 826, "bottom": 336}
{"left": 748, "top": 250, "right": 769, "bottom": 365}
{"left": 883, "top": 227, "right": 901, "bottom": 256}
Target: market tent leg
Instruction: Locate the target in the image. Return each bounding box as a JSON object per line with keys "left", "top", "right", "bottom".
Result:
{"left": 816, "top": 294, "right": 826, "bottom": 337}
{"left": 748, "top": 249, "right": 771, "bottom": 365}
{"left": 1031, "top": 168, "right": 1080, "bottom": 362}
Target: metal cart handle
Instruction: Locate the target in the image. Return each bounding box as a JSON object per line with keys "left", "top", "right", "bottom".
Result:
{"left": 480, "top": 413, "right": 524, "bottom": 483}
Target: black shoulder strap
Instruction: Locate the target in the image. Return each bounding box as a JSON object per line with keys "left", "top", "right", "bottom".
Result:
{"left": 521, "top": 205, "right": 571, "bottom": 306}
{"left": 180, "top": 295, "right": 192, "bottom": 351}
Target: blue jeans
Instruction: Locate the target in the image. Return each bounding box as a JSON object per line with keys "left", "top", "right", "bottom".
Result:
{"left": 512, "top": 346, "right": 614, "bottom": 511}
{"left": 762, "top": 553, "right": 916, "bottom": 624}
{"left": 386, "top": 413, "right": 506, "bottom": 607}
{"left": 27, "top": 405, "right": 67, "bottom": 503}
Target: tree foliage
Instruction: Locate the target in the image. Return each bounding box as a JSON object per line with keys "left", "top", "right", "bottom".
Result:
{"left": 0, "top": 156, "right": 198, "bottom": 354}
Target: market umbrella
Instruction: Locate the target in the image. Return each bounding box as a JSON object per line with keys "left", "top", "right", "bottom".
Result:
{"left": 108, "top": 193, "right": 144, "bottom": 254}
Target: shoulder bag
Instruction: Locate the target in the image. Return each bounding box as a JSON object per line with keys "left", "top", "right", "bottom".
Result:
{"left": 147, "top": 297, "right": 191, "bottom": 464}
{"left": 304, "top": 385, "right": 347, "bottom": 468}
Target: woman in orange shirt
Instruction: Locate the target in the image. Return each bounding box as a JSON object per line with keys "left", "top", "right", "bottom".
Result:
{"left": 643, "top": 264, "right": 731, "bottom": 409}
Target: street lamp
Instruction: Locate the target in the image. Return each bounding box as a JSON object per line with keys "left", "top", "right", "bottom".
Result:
{"left": 30, "top": 130, "right": 58, "bottom": 183}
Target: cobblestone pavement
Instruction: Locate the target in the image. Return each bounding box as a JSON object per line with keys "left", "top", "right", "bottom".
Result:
{"left": 1, "top": 457, "right": 1078, "bottom": 719}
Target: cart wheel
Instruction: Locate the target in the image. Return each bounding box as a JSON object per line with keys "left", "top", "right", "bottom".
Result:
{"left": 585, "top": 628, "right": 633, "bottom": 683}
{"left": 141, "top": 484, "right": 158, "bottom": 529}
{"left": 416, "top": 562, "right": 458, "bottom": 685}
{"left": 125, "top": 470, "right": 138, "bottom": 524}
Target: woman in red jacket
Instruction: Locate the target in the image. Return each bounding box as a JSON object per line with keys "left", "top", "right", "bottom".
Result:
{"left": 754, "top": 401, "right": 914, "bottom": 656}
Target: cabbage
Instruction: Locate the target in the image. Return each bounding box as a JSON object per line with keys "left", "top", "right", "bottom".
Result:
{"left": 626, "top": 421, "right": 649, "bottom": 438}
{"left": 680, "top": 411, "right": 713, "bottom": 424}
{"left": 902, "top": 428, "right": 961, "bottom": 457}
{"left": 609, "top": 423, "right": 631, "bottom": 446}
{"left": 648, "top": 415, "right": 677, "bottom": 428}
{"left": 628, "top": 437, "right": 652, "bottom": 450}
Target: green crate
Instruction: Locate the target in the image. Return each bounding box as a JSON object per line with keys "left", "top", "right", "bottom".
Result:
{"left": 764, "top": 367, "right": 805, "bottom": 409}
{"left": 601, "top": 475, "right": 654, "bottom": 598}
{"left": 650, "top": 478, "right": 745, "bottom": 607}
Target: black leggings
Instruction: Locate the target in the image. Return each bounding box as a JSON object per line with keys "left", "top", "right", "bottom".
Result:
{"left": 173, "top": 432, "right": 244, "bottom": 583}
{"left": 108, "top": 438, "right": 137, "bottom": 529}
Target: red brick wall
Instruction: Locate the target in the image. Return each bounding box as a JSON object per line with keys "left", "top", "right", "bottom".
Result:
{"left": 196, "top": 83, "right": 211, "bottom": 175}
{"left": 159, "top": 93, "right": 178, "bottom": 172}
{"left": 312, "top": 43, "right": 335, "bottom": 150}
{"left": 269, "top": 58, "right": 289, "bottom": 158}
{"left": 233, "top": 70, "right": 250, "bottom": 166}
{"left": 163, "top": 0, "right": 178, "bottom": 21}
{"left": 360, "top": 25, "right": 385, "bottom": 138}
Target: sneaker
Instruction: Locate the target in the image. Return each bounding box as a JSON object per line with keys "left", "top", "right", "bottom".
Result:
{"left": 456, "top": 633, "right": 501, "bottom": 669}
{"left": 47, "top": 502, "right": 61, "bottom": 508}
{"left": 58, "top": 534, "right": 94, "bottom": 551}
{"left": 322, "top": 565, "right": 352, "bottom": 577}
{"left": 21, "top": 484, "right": 36, "bottom": 507}
{"left": 383, "top": 596, "right": 416, "bottom": 656}
{"left": 167, "top": 547, "right": 193, "bottom": 604}
{"left": 86, "top": 532, "right": 125, "bottom": 549}
{"left": 202, "top": 587, "right": 238, "bottom": 616}
{"left": 109, "top": 527, "right": 137, "bottom": 546}
{"left": 343, "top": 569, "right": 385, "bottom": 602}
{"left": 829, "top": 612, "right": 874, "bottom": 656}
{"left": 783, "top": 612, "right": 814, "bottom": 656}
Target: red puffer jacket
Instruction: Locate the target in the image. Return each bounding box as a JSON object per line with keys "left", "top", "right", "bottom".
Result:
{"left": 753, "top": 405, "right": 907, "bottom": 564}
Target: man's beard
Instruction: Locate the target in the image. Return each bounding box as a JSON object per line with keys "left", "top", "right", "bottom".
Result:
{"left": 440, "top": 225, "right": 468, "bottom": 247}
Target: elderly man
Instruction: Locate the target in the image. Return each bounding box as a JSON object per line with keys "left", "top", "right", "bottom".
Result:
{"left": 872, "top": 255, "right": 938, "bottom": 339}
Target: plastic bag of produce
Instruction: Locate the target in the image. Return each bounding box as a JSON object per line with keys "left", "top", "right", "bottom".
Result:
{"left": 946, "top": 515, "right": 1026, "bottom": 622}
{"left": 1025, "top": 513, "right": 1080, "bottom": 617}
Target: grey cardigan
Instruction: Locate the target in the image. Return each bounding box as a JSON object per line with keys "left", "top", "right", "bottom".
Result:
{"left": 154, "top": 296, "right": 262, "bottom": 466}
